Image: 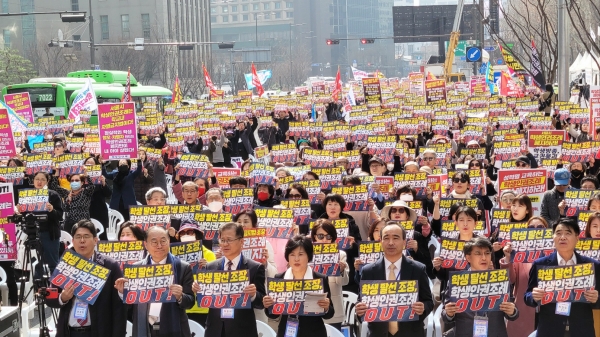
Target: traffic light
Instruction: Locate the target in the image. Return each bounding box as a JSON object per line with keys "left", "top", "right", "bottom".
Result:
{"left": 326, "top": 39, "right": 340, "bottom": 45}
{"left": 361, "top": 38, "right": 375, "bottom": 44}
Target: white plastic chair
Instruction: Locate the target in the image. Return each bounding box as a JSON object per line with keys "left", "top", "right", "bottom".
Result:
{"left": 108, "top": 209, "right": 125, "bottom": 239}
{"left": 126, "top": 321, "right": 133, "bottom": 337}
{"left": 325, "top": 324, "right": 345, "bottom": 337}
{"left": 342, "top": 290, "right": 358, "bottom": 334}
{"left": 256, "top": 319, "right": 277, "bottom": 337}
{"left": 360, "top": 321, "right": 368, "bottom": 337}
{"left": 433, "top": 303, "right": 444, "bottom": 337}
{"left": 60, "top": 230, "right": 73, "bottom": 249}
{"left": 0, "top": 266, "right": 7, "bottom": 305}
{"left": 528, "top": 332, "right": 537, "bottom": 337}
{"left": 188, "top": 319, "right": 205, "bottom": 337}
{"left": 428, "top": 236, "right": 441, "bottom": 258}
{"left": 90, "top": 218, "right": 105, "bottom": 237}
{"left": 426, "top": 279, "right": 435, "bottom": 337}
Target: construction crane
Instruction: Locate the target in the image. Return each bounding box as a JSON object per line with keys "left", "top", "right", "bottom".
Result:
{"left": 443, "top": 0, "right": 467, "bottom": 83}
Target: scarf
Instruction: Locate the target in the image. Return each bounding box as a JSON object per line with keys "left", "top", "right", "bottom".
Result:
{"left": 113, "top": 169, "right": 129, "bottom": 187}
{"left": 450, "top": 190, "right": 472, "bottom": 199}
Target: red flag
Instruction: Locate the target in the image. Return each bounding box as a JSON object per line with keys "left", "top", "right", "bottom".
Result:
{"left": 426, "top": 72, "right": 437, "bottom": 81}
{"left": 203, "top": 64, "right": 218, "bottom": 98}
{"left": 252, "top": 63, "right": 264, "bottom": 97}
{"left": 171, "top": 76, "right": 182, "bottom": 104}
{"left": 332, "top": 67, "right": 342, "bottom": 101}
{"left": 121, "top": 68, "right": 132, "bottom": 102}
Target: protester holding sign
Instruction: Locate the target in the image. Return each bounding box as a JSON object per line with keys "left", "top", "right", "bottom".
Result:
{"left": 355, "top": 222, "right": 433, "bottom": 337}
{"left": 443, "top": 237, "right": 518, "bottom": 337}
{"left": 83, "top": 156, "right": 111, "bottom": 239}
{"left": 201, "top": 222, "right": 266, "bottom": 337}
{"left": 263, "top": 235, "right": 334, "bottom": 337}
{"left": 525, "top": 218, "right": 600, "bottom": 336}
{"left": 47, "top": 220, "right": 126, "bottom": 337}
{"left": 234, "top": 210, "right": 278, "bottom": 276}
{"left": 115, "top": 226, "right": 195, "bottom": 337}
{"left": 540, "top": 168, "right": 571, "bottom": 225}
{"left": 133, "top": 149, "right": 155, "bottom": 205}
{"left": 310, "top": 219, "right": 349, "bottom": 331}
{"left": 102, "top": 158, "right": 142, "bottom": 221}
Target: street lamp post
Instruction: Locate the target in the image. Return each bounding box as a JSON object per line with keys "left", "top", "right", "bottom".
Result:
{"left": 88, "top": 0, "right": 95, "bottom": 69}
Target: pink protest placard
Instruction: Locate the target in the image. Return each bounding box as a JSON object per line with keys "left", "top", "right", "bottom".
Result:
{"left": 98, "top": 102, "right": 138, "bottom": 160}
{"left": 0, "top": 223, "right": 17, "bottom": 261}
{"left": 3, "top": 93, "right": 34, "bottom": 123}
{"left": 0, "top": 109, "right": 17, "bottom": 160}
{"left": 0, "top": 183, "right": 14, "bottom": 219}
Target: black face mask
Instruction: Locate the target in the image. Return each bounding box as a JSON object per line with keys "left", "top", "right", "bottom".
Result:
{"left": 118, "top": 165, "right": 129, "bottom": 173}
{"left": 571, "top": 169, "right": 583, "bottom": 177}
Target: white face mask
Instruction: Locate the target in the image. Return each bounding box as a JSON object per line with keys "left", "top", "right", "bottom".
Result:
{"left": 180, "top": 234, "right": 196, "bottom": 242}
{"left": 387, "top": 164, "right": 395, "bottom": 172}
{"left": 208, "top": 201, "right": 223, "bottom": 212}
{"left": 400, "top": 194, "right": 414, "bottom": 202}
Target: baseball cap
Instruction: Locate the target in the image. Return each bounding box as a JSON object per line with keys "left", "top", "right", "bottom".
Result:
{"left": 369, "top": 156, "right": 385, "bottom": 166}
{"left": 177, "top": 219, "right": 204, "bottom": 240}
{"left": 554, "top": 168, "right": 571, "bottom": 186}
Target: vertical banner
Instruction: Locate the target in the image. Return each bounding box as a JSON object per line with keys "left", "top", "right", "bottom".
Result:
{"left": 123, "top": 263, "right": 176, "bottom": 304}
{"left": 0, "top": 109, "right": 17, "bottom": 159}
{"left": 447, "top": 269, "right": 510, "bottom": 312}
{"left": 50, "top": 250, "right": 111, "bottom": 305}
{"left": 536, "top": 263, "right": 595, "bottom": 304}
{"left": 359, "top": 280, "right": 420, "bottom": 322}
{"left": 3, "top": 93, "right": 34, "bottom": 123}
{"left": 194, "top": 270, "right": 252, "bottom": 308}
{"left": 591, "top": 86, "right": 600, "bottom": 138}
{"left": 98, "top": 102, "right": 138, "bottom": 160}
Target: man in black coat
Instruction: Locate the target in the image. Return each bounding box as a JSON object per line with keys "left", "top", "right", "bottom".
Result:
{"left": 201, "top": 222, "right": 266, "bottom": 337}
{"left": 47, "top": 220, "right": 126, "bottom": 337}
{"left": 355, "top": 222, "right": 434, "bottom": 337}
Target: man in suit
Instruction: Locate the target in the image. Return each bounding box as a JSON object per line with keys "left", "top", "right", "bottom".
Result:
{"left": 442, "top": 237, "right": 518, "bottom": 337}
{"left": 355, "top": 222, "right": 434, "bottom": 337}
{"left": 525, "top": 218, "right": 600, "bottom": 337}
{"left": 47, "top": 220, "right": 126, "bottom": 337}
{"left": 115, "top": 226, "right": 195, "bottom": 337}
{"left": 200, "top": 222, "right": 266, "bottom": 337}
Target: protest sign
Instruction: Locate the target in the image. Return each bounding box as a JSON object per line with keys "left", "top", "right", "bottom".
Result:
{"left": 438, "top": 198, "right": 479, "bottom": 220}
{"left": 427, "top": 174, "right": 448, "bottom": 197}
{"left": 498, "top": 222, "right": 529, "bottom": 243}
{"left": 171, "top": 241, "right": 203, "bottom": 270}
{"left": 223, "top": 188, "right": 254, "bottom": 214}
{"left": 23, "top": 153, "right": 53, "bottom": 175}
{"left": 0, "top": 219, "right": 16, "bottom": 261}
{"left": 497, "top": 169, "right": 547, "bottom": 195}
{"left": 0, "top": 167, "right": 24, "bottom": 185}
{"left": 331, "top": 185, "right": 368, "bottom": 211}
{"left": 527, "top": 130, "right": 565, "bottom": 162}
{"left": 50, "top": 250, "right": 111, "bottom": 305}
{"left": 98, "top": 102, "right": 138, "bottom": 160}
{"left": 358, "top": 241, "right": 383, "bottom": 264}
{"left": 367, "top": 136, "right": 396, "bottom": 163}
{"left": 55, "top": 153, "right": 85, "bottom": 178}
{"left": 0, "top": 109, "right": 17, "bottom": 159}
{"left": 362, "top": 78, "right": 382, "bottom": 108}
{"left": 266, "top": 278, "right": 325, "bottom": 315}
{"left": 84, "top": 133, "right": 101, "bottom": 154}
{"left": 561, "top": 141, "right": 592, "bottom": 162}
{"left": 123, "top": 263, "right": 175, "bottom": 304}
{"left": 0, "top": 184, "right": 13, "bottom": 219}
{"left": 508, "top": 228, "right": 554, "bottom": 263}
{"left": 256, "top": 208, "right": 295, "bottom": 239}
{"left": 537, "top": 263, "right": 595, "bottom": 304}
{"left": 129, "top": 205, "right": 171, "bottom": 231}
{"left": 32, "top": 142, "right": 54, "bottom": 154}
{"left": 97, "top": 240, "right": 145, "bottom": 269}
{"left": 312, "top": 167, "right": 344, "bottom": 190}
{"left": 333, "top": 150, "right": 361, "bottom": 169}
{"left": 394, "top": 173, "right": 428, "bottom": 197}
{"left": 177, "top": 154, "right": 210, "bottom": 178}
{"left": 3, "top": 93, "right": 34, "bottom": 123}
{"left": 193, "top": 212, "right": 233, "bottom": 241}
{"left": 279, "top": 199, "right": 311, "bottom": 225}
{"left": 195, "top": 270, "right": 252, "bottom": 308}
{"left": 440, "top": 239, "right": 467, "bottom": 269}
{"left": 447, "top": 170, "right": 485, "bottom": 196}
{"left": 311, "top": 243, "right": 341, "bottom": 276}
{"left": 493, "top": 140, "right": 522, "bottom": 162}
{"left": 288, "top": 122, "right": 310, "bottom": 138}
{"left": 270, "top": 143, "right": 297, "bottom": 163}
{"left": 441, "top": 221, "right": 486, "bottom": 239}
{"left": 212, "top": 167, "right": 241, "bottom": 189}
{"left": 359, "top": 280, "right": 419, "bottom": 322}
{"left": 242, "top": 228, "right": 267, "bottom": 264}
{"left": 447, "top": 269, "right": 510, "bottom": 313}
{"left": 564, "top": 190, "right": 600, "bottom": 216}
{"left": 18, "top": 188, "right": 48, "bottom": 212}
{"left": 302, "top": 149, "right": 334, "bottom": 168}
{"left": 297, "top": 180, "right": 323, "bottom": 204}
{"left": 425, "top": 79, "right": 447, "bottom": 103}
{"left": 576, "top": 239, "right": 600, "bottom": 260}
{"left": 490, "top": 208, "right": 512, "bottom": 233}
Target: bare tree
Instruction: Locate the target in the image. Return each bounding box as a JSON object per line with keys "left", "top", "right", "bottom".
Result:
{"left": 24, "top": 40, "right": 83, "bottom": 77}
{"left": 565, "top": 0, "right": 600, "bottom": 72}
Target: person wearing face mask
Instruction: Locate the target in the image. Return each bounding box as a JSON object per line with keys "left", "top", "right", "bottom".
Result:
{"left": 175, "top": 220, "right": 216, "bottom": 327}
{"left": 184, "top": 135, "right": 204, "bottom": 154}
{"left": 568, "top": 161, "right": 587, "bottom": 189}
{"left": 103, "top": 157, "right": 142, "bottom": 221}
{"left": 254, "top": 183, "right": 281, "bottom": 207}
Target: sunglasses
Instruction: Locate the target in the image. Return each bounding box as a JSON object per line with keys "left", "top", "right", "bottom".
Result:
{"left": 423, "top": 157, "right": 436, "bottom": 161}
{"left": 469, "top": 163, "right": 482, "bottom": 168}
{"left": 288, "top": 193, "right": 303, "bottom": 199}
{"left": 390, "top": 207, "right": 406, "bottom": 214}
{"left": 528, "top": 224, "right": 545, "bottom": 229}
{"left": 452, "top": 177, "right": 469, "bottom": 183}
{"left": 316, "top": 234, "right": 333, "bottom": 240}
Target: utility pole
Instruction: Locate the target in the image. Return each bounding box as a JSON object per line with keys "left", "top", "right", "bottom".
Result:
{"left": 557, "top": 0, "right": 569, "bottom": 100}
{"left": 88, "top": 0, "right": 95, "bottom": 69}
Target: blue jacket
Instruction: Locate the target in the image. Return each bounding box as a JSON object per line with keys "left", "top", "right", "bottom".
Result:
{"left": 103, "top": 161, "right": 142, "bottom": 210}
{"left": 524, "top": 251, "right": 600, "bottom": 337}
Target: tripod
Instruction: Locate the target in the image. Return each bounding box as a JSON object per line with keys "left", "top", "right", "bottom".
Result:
{"left": 16, "top": 214, "right": 53, "bottom": 337}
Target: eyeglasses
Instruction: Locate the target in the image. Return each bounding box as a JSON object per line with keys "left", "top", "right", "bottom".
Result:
{"left": 452, "top": 177, "right": 469, "bottom": 183}
{"left": 218, "top": 238, "right": 241, "bottom": 245}
{"left": 390, "top": 207, "right": 406, "bottom": 214}
{"left": 501, "top": 197, "right": 515, "bottom": 203}
{"left": 316, "top": 234, "right": 333, "bottom": 240}
{"left": 529, "top": 224, "right": 546, "bottom": 229}
{"left": 182, "top": 189, "right": 197, "bottom": 194}
{"left": 516, "top": 162, "right": 528, "bottom": 167}
{"left": 288, "top": 193, "right": 303, "bottom": 199}
{"left": 423, "top": 157, "right": 436, "bottom": 161}
{"left": 149, "top": 239, "right": 169, "bottom": 247}
{"left": 74, "top": 235, "right": 94, "bottom": 241}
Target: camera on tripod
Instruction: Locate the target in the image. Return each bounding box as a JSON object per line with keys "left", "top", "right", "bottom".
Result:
{"left": 12, "top": 213, "right": 46, "bottom": 241}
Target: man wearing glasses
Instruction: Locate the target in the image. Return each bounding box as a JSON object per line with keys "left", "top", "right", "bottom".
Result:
{"left": 116, "top": 226, "right": 195, "bottom": 337}
{"left": 421, "top": 149, "right": 439, "bottom": 172}
{"left": 48, "top": 220, "right": 126, "bottom": 337}
{"left": 201, "top": 222, "right": 266, "bottom": 337}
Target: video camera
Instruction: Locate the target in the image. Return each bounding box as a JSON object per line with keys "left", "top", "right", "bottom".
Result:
{"left": 11, "top": 213, "right": 47, "bottom": 240}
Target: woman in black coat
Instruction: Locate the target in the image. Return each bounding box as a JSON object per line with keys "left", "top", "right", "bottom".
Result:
{"left": 84, "top": 156, "right": 112, "bottom": 240}
{"left": 263, "top": 235, "right": 334, "bottom": 337}
{"left": 102, "top": 158, "right": 142, "bottom": 221}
